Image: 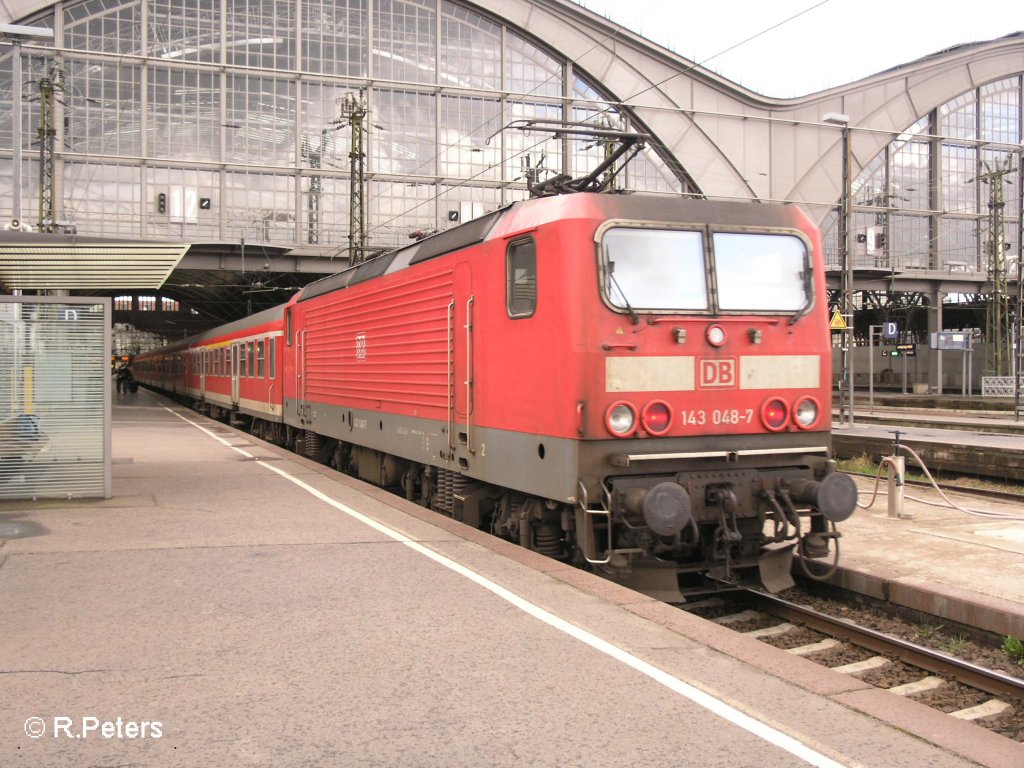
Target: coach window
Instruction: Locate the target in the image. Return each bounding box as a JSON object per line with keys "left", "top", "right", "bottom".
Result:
{"left": 506, "top": 238, "right": 537, "bottom": 318}
{"left": 247, "top": 342, "right": 256, "bottom": 377}
{"left": 268, "top": 338, "right": 276, "bottom": 378}
{"left": 257, "top": 340, "right": 266, "bottom": 378}
{"left": 286, "top": 309, "right": 293, "bottom": 345}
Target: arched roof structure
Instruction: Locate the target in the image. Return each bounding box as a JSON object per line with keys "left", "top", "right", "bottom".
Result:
{"left": 1, "top": 0, "right": 1022, "bottom": 325}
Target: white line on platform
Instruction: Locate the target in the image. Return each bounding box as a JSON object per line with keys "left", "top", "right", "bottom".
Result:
{"left": 164, "top": 405, "right": 851, "bottom": 768}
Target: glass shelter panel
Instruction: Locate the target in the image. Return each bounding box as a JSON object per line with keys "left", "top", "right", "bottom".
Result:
{"left": 0, "top": 298, "right": 111, "bottom": 500}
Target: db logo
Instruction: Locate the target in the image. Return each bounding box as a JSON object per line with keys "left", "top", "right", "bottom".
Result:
{"left": 699, "top": 358, "right": 737, "bottom": 389}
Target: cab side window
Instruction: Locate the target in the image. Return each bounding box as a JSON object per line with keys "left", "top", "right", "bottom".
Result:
{"left": 506, "top": 238, "right": 537, "bottom": 318}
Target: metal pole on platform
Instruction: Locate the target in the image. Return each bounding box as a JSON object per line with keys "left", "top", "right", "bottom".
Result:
{"left": 11, "top": 39, "right": 23, "bottom": 222}
{"left": 1, "top": 26, "right": 54, "bottom": 224}
{"left": 825, "top": 112, "right": 854, "bottom": 426}
{"left": 968, "top": 337, "right": 974, "bottom": 397}
{"left": 962, "top": 351, "right": 967, "bottom": 397}
{"left": 1011, "top": 201, "right": 1019, "bottom": 421}
{"left": 868, "top": 325, "right": 880, "bottom": 414}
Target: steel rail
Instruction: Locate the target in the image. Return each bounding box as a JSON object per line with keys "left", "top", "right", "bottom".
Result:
{"left": 744, "top": 589, "right": 1024, "bottom": 701}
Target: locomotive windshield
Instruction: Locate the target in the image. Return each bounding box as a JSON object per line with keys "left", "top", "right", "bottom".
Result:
{"left": 600, "top": 227, "right": 809, "bottom": 313}
{"left": 713, "top": 232, "right": 809, "bottom": 312}
{"left": 602, "top": 229, "right": 709, "bottom": 311}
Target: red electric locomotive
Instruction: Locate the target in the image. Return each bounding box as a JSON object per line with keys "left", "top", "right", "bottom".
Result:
{"left": 138, "top": 190, "right": 856, "bottom": 599}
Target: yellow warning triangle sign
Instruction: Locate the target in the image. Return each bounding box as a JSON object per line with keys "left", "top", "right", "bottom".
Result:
{"left": 829, "top": 310, "right": 848, "bottom": 331}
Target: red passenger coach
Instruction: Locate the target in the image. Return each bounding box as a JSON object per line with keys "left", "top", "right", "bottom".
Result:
{"left": 141, "top": 191, "right": 856, "bottom": 599}
{"left": 135, "top": 305, "right": 286, "bottom": 431}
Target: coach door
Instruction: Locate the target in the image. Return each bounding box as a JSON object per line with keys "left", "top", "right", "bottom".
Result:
{"left": 199, "top": 349, "right": 206, "bottom": 399}
{"left": 451, "top": 262, "right": 475, "bottom": 465}
{"left": 231, "top": 342, "right": 242, "bottom": 405}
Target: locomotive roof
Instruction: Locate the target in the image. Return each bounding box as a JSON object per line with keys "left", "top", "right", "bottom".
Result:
{"left": 296, "top": 207, "right": 505, "bottom": 304}
{"left": 295, "top": 192, "right": 809, "bottom": 304}
{"left": 139, "top": 192, "right": 811, "bottom": 355}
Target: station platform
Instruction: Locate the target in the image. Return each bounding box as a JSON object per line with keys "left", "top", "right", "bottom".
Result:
{"left": 829, "top": 400, "right": 1024, "bottom": 638}
{"left": 832, "top": 400, "right": 1024, "bottom": 481}
{"left": 1, "top": 390, "right": 1022, "bottom": 768}
{"left": 835, "top": 463, "right": 1024, "bottom": 638}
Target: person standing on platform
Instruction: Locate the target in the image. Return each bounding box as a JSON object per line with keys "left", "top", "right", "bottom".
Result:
{"left": 115, "top": 363, "right": 134, "bottom": 395}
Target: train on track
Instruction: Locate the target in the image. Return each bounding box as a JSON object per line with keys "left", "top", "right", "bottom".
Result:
{"left": 135, "top": 190, "right": 857, "bottom": 600}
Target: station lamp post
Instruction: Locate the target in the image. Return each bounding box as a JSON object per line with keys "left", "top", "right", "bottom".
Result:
{"left": 1, "top": 24, "right": 55, "bottom": 227}
{"left": 824, "top": 112, "right": 854, "bottom": 427}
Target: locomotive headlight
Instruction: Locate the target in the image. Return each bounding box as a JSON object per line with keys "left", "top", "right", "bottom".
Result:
{"left": 706, "top": 324, "right": 726, "bottom": 347}
{"left": 605, "top": 401, "right": 638, "bottom": 437}
{"left": 793, "top": 397, "right": 820, "bottom": 429}
{"left": 641, "top": 400, "right": 672, "bottom": 435}
{"left": 760, "top": 397, "right": 789, "bottom": 432}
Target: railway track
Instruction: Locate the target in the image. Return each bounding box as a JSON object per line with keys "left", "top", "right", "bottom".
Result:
{"left": 686, "top": 589, "right": 1024, "bottom": 740}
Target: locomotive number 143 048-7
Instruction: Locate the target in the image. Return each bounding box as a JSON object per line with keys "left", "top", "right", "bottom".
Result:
{"left": 679, "top": 409, "right": 755, "bottom": 426}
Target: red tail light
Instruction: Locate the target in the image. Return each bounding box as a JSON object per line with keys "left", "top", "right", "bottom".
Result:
{"left": 761, "top": 397, "right": 789, "bottom": 431}
{"left": 641, "top": 400, "right": 672, "bottom": 435}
